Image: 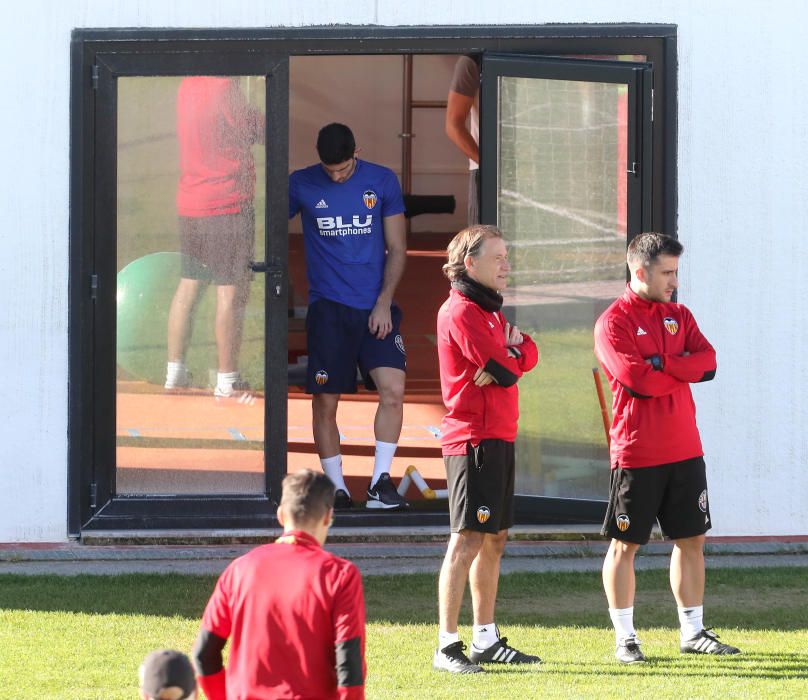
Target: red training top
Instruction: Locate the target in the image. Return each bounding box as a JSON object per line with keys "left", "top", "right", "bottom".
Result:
{"left": 199, "top": 530, "right": 365, "bottom": 700}
{"left": 176, "top": 76, "right": 264, "bottom": 217}
{"left": 594, "top": 285, "right": 717, "bottom": 468}
{"left": 437, "top": 287, "right": 539, "bottom": 455}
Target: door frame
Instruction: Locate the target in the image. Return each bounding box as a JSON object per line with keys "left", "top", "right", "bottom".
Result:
{"left": 69, "top": 25, "right": 677, "bottom": 534}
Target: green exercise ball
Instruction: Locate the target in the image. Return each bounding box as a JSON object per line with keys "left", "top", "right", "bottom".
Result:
{"left": 116, "top": 252, "right": 215, "bottom": 386}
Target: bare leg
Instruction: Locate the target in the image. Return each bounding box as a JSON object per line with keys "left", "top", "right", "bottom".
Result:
{"left": 215, "top": 281, "right": 249, "bottom": 373}
{"left": 469, "top": 530, "right": 508, "bottom": 625}
{"left": 438, "top": 530, "right": 485, "bottom": 633}
{"left": 167, "top": 278, "right": 203, "bottom": 362}
{"left": 603, "top": 539, "right": 640, "bottom": 609}
{"left": 368, "top": 367, "right": 406, "bottom": 443}
{"left": 670, "top": 534, "right": 705, "bottom": 607}
{"left": 312, "top": 393, "right": 341, "bottom": 459}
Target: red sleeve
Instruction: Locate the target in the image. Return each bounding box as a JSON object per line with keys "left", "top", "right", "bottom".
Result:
{"left": 197, "top": 668, "right": 227, "bottom": 700}
{"left": 595, "top": 313, "right": 682, "bottom": 398}
{"left": 450, "top": 306, "right": 535, "bottom": 384}
{"left": 333, "top": 563, "right": 366, "bottom": 700}
{"left": 201, "top": 565, "right": 234, "bottom": 641}
{"left": 662, "top": 308, "right": 717, "bottom": 383}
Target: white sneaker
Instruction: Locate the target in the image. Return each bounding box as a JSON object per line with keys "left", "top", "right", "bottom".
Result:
{"left": 164, "top": 369, "right": 192, "bottom": 390}
{"left": 214, "top": 378, "right": 255, "bottom": 406}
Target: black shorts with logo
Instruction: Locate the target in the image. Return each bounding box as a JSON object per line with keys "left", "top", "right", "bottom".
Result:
{"left": 602, "top": 456, "right": 712, "bottom": 545}
{"left": 444, "top": 439, "right": 515, "bottom": 534}
{"left": 305, "top": 298, "right": 406, "bottom": 394}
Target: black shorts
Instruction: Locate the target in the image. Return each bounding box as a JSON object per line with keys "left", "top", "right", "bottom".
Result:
{"left": 445, "top": 439, "right": 515, "bottom": 534}
{"left": 305, "top": 298, "right": 407, "bottom": 394}
{"left": 179, "top": 207, "right": 255, "bottom": 285}
{"left": 602, "top": 457, "right": 712, "bottom": 544}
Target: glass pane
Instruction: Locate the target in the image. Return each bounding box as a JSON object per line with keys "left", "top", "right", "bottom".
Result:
{"left": 116, "top": 76, "right": 266, "bottom": 495}
{"left": 497, "top": 76, "right": 627, "bottom": 500}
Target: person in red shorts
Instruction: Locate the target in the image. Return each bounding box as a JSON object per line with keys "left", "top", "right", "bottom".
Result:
{"left": 192, "top": 470, "right": 366, "bottom": 699}
{"left": 595, "top": 232, "right": 741, "bottom": 663}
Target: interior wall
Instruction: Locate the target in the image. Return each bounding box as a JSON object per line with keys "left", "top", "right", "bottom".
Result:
{"left": 290, "top": 54, "right": 468, "bottom": 233}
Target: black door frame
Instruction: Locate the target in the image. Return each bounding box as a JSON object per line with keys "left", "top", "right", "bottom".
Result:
{"left": 69, "top": 25, "right": 676, "bottom": 534}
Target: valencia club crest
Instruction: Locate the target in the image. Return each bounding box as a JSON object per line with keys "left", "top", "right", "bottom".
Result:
{"left": 363, "top": 190, "right": 377, "bottom": 209}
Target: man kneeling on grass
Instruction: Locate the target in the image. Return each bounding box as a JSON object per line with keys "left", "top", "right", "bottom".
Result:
{"left": 433, "top": 225, "right": 541, "bottom": 673}
{"left": 193, "top": 469, "right": 366, "bottom": 698}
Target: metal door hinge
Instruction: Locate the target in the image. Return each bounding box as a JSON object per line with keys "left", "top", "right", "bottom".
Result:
{"left": 90, "top": 274, "right": 98, "bottom": 300}
{"left": 651, "top": 88, "right": 655, "bottom": 123}
{"left": 92, "top": 64, "right": 99, "bottom": 90}
{"left": 89, "top": 482, "right": 97, "bottom": 509}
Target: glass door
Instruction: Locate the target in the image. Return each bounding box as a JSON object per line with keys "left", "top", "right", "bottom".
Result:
{"left": 85, "top": 53, "right": 289, "bottom": 529}
{"left": 480, "top": 54, "right": 653, "bottom": 522}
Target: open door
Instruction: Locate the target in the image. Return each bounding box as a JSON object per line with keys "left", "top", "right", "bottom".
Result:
{"left": 480, "top": 54, "right": 653, "bottom": 522}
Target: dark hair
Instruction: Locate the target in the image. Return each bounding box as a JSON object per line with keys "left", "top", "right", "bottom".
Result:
{"left": 280, "top": 469, "right": 335, "bottom": 525}
{"left": 442, "top": 224, "right": 504, "bottom": 281}
{"left": 316, "top": 123, "right": 356, "bottom": 165}
{"left": 627, "top": 232, "right": 683, "bottom": 268}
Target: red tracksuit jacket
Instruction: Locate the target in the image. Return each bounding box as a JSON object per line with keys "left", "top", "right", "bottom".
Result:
{"left": 594, "top": 285, "right": 716, "bottom": 468}
{"left": 437, "top": 288, "right": 539, "bottom": 455}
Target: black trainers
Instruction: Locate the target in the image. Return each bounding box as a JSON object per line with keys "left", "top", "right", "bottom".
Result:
{"left": 366, "top": 473, "right": 408, "bottom": 509}
{"left": 432, "top": 641, "right": 484, "bottom": 674}
{"left": 469, "top": 636, "right": 542, "bottom": 665}
{"left": 334, "top": 489, "right": 353, "bottom": 510}
{"left": 615, "top": 635, "right": 646, "bottom": 664}
{"left": 680, "top": 628, "right": 741, "bottom": 655}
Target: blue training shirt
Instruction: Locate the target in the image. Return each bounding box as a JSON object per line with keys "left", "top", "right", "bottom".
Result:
{"left": 289, "top": 159, "right": 405, "bottom": 310}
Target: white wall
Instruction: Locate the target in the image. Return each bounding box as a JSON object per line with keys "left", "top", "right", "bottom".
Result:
{"left": 2, "top": 0, "right": 807, "bottom": 540}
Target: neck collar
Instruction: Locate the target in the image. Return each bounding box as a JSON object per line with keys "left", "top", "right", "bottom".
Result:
{"left": 452, "top": 274, "right": 503, "bottom": 312}
{"left": 275, "top": 530, "right": 321, "bottom": 547}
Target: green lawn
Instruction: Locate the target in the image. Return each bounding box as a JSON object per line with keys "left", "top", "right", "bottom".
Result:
{"left": 1, "top": 567, "right": 805, "bottom": 699}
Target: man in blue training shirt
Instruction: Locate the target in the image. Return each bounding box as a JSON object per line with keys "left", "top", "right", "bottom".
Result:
{"left": 289, "top": 123, "right": 408, "bottom": 510}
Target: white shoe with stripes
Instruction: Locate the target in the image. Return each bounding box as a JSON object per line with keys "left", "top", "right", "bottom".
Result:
{"left": 469, "top": 636, "right": 542, "bottom": 665}
{"left": 680, "top": 628, "right": 741, "bottom": 655}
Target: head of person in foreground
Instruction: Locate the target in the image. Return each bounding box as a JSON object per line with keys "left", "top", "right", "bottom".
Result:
{"left": 627, "top": 232, "right": 684, "bottom": 303}
{"left": 443, "top": 224, "right": 510, "bottom": 292}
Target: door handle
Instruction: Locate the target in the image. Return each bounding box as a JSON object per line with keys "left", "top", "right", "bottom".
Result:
{"left": 249, "top": 260, "right": 268, "bottom": 273}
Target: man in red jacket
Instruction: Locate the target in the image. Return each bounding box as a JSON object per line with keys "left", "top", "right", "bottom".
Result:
{"left": 433, "top": 225, "right": 541, "bottom": 674}
{"left": 193, "top": 470, "right": 366, "bottom": 699}
{"left": 594, "top": 232, "right": 740, "bottom": 664}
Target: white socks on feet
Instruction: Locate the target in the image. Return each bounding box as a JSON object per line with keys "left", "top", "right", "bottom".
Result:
{"left": 321, "top": 455, "right": 349, "bottom": 494}
{"left": 678, "top": 605, "right": 704, "bottom": 643}
{"left": 609, "top": 606, "right": 637, "bottom": 643}
{"left": 472, "top": 623, "right": 498, "bottom": 650}
{"left": 371, "top": 440, "right": 398, "bottom": 487}
{"left": 438, "top": 630, "right": 459, "bottom": 650}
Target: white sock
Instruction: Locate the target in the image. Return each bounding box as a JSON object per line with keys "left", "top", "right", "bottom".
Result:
{"left": 472, "top": 622, "right": 499, "bottom": 650}
{"left": 165, "top": 361, "right": 188, "bottom": 386}
{"left": 216, "top": 370, "right": 239, "bottom": 395}
{"left": 371, "top": 440, "right": 398, "bottom": 486}
{"left": 609, "top": 607, "right": 636, "bottom": 643}
{"left": 321, "top": 455, "right": 349, "bottom": 493}
{"left": 678, "top": 605, "right": 704, "bottom": 643}
{"left": 438, "top": 630, "right": 459, "bottom": 650}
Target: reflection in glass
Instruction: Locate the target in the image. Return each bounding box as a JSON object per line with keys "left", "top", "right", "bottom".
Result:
{"left": 115, "top": 76, "right": 266, "bottom": 495}
{"left": 497, "top": 77, "right": 627, "bottom": 499}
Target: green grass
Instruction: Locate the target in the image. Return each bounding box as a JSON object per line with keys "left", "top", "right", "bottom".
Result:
{"left": 1, "top": 568, "right": 805, "bottom": 699}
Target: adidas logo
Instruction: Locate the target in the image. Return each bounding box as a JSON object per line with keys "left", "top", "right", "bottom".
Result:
{"left": 636, "top": 327, "right": 647, "bottom": 336}
{"left": 315, "top": 199, "right": 328, "bottom": 209}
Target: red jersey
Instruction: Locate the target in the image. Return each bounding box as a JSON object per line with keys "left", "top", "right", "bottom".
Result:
{"left": 176, "top": 76, "right": 263, "bottom": 217}
{"left": 200, "top": 531, "right": 365, "bottom": 700}
{"left": 437, "top": 287, "right": 539, "bottom": 454}
{"left": 594, "top": 285, "right": 717, "bottom": 468}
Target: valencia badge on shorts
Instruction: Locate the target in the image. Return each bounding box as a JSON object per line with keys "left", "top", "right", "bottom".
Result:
{"left": 476, "top": 506, "right": 491, "bottom": 524}
{"left": 616, "top": 514, "right": 631, "bottom": 532}
{"left": 315, "top": 370, "right": 329, "bottom": 385}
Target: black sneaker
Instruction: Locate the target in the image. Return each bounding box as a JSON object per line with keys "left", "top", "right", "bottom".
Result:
{"left": 680, "top": 628, "right": 741, "bottom": 655}
{"left": 615, "top": 635, "right": 646, "bottom": 664}
{"left": 334, "top": 489, "right": 353, "bottom": 510}
{"left": 469, "top": 636, "right": 542, "bottom": 665}
{"left": 366, "top": 473, "right": 408, "bottom": 509}
{"left": 433, "top": 641, "right": 484, "bottom": 674}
